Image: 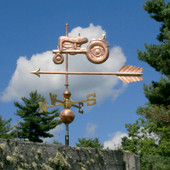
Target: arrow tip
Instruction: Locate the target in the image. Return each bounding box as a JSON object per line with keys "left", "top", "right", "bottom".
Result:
{"left": 30, "top": 68, "right": 40, "bottom": 77}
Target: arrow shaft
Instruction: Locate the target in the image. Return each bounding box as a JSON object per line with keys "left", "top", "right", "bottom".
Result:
{"left": 37, "top": 71, "right": 142, "bottom": 76}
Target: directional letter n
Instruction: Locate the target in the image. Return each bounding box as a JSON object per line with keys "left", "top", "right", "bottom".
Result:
{"left": 38, "top": 101, "right": 48, "bottom": 113}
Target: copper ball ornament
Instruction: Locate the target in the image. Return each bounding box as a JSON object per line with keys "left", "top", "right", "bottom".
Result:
{"left": 60, "top": 109, "right": 75, "bottom": 124}
{"left": 63, "top": 90, "right": 71, "bottom": 98}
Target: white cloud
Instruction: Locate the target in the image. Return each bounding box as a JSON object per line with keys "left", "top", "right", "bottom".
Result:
{"left": 1, "top": 23, "right": 126, "bottom": 102}
{"left": 85, "top": 122, "right": 97, "bottom": 138}
{"left": 104, "top": 131, "right": 128, "bottom": 150}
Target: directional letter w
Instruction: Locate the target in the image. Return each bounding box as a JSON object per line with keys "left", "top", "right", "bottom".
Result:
{"left": 49, "top": 93, "right": 57, "bottom": 105}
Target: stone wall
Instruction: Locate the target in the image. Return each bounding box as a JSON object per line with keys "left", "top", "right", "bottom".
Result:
{"left": 0, "top": 139, "right": 140, "bottom": 170}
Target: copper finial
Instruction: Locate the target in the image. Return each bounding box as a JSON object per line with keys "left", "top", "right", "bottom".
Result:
{"left": 63, "top": 90, "right": 71, "bottom": 98}
{"left": 60, "top": 109, "right": 75, "bottom": 124}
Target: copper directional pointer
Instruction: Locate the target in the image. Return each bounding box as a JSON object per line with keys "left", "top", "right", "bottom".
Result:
{"left": 31, "top": 65, "right": 143, "bottom": 83}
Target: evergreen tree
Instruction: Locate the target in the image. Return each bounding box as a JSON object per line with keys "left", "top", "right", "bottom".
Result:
{"left": 75, "top": 137, "right": 103, "bottom": 149}
{"left": 52, "top": 140, "right": 62, "bottom": 145}
{"left": 0, "top": 115, "right": 13, "bottom": 139}
{"left": 121, "top": 0, "right": 170, "bottom": 169}
{"left": 137, "top": 0, "right": 170, "bottom": 77}
{"left": 14, "top": 91, "right": 61, "bottom": 143}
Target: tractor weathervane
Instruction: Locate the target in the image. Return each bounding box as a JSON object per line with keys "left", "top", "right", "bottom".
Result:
{"left": 52, "top": 33, "right": 109, "bottom": 64}
{"left": 31, "top": 23, "right": 143, "bottom": 146}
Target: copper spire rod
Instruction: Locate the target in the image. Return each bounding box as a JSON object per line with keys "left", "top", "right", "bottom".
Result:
{"left": 65, "top": 23, "right": 69, "bottom": 146}
{"left": 65, "top": 23, "right": 69, "bottom": 89}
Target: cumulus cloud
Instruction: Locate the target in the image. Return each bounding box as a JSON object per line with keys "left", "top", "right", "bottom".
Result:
{"left": 85, "top": 122, "right": 97, "bottom": 138}
{"left": 104, "top": 131, "right": 128, "bottom": 150}
{"left": 1, "top": 23, "right": 126, "bottom": 102}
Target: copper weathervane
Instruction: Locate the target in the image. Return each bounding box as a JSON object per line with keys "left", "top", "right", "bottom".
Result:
{"left": 31, "top": 23, "right": 143, "bottom": 146}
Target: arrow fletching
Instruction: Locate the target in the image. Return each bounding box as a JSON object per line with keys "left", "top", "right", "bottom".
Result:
{"left": 118, "top": 65, "right": 143, "bottom": 83}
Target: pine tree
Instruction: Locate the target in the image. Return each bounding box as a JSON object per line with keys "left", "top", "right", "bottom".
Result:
{"left": 0, "top": 115, "right": 13, "bottom": 139}
{"left": 75, "top": 137, "right": 103, "bottom": 149}
{"left": 121, "top": 0, "right": 170, "bottom": 169}
{"left": 137, "top": 0, "right": 170, "bottom": 77}
{"left": 14, "top": 91, "right": 61, "bottom": 143}
{"left": 52, "top": 140, "right": 62, "bottom": 145}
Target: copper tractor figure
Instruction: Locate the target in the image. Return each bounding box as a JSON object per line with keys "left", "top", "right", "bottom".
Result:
{"left": 52, "top": 35, "right": 109, "bottom": 64}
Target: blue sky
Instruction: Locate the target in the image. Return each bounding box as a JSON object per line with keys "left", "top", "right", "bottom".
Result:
{"left": 0, "top": 0, "right": 161, "bottom": 147}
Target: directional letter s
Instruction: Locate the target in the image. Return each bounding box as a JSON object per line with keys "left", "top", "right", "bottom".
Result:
{"left": 87, "top": 93, "right": 96, "bottom": 106}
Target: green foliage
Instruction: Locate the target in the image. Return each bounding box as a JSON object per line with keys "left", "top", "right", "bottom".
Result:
{"left": 122, "top": 116, "right": 170, "bottom": 169}
{"left": 75, "top": 137, "right": 103, "bottom": 149}
{"left": 52, "top": 140, "right": 62, "bottom": 146}
{"left": 137, "top": 103, "right": 170, "bottom": 125}
{"left": 14, "top": 91, "right": 61, "bottom": 142}
{"left": 0, "top": 115, "right": 13, "bottom": 139}
{"left": 121, "top": 0, "right": 170, "bottom": 169}
{"left": 143, "top": 155, "right": 170, "bottom": 170}
{"left": 138, "top": 0, "right": 170, "bottom": 77}
{"left": 143, "top": 77, "right": 170, "bottom": 106}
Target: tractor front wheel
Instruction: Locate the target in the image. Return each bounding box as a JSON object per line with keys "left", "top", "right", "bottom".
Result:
{"left": 86, "top": 40, "right": 109, "bottom": 64}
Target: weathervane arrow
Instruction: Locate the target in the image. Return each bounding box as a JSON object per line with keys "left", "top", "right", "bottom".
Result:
{"left": 31, "top": 65, "right": 143, "bottom": 83}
